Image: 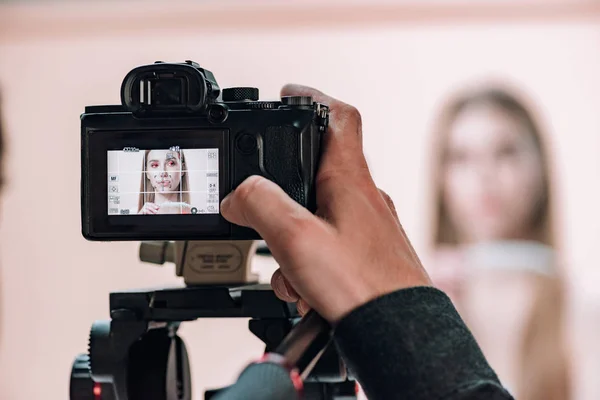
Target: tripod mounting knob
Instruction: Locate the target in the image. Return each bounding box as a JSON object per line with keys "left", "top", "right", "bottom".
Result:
{"left": 139, "top": 241, "right": 175, "bottom": 265}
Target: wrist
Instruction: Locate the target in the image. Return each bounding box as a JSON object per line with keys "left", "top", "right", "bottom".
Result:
{"left": 323, "top": 272, "right": 432, "bottom": 324}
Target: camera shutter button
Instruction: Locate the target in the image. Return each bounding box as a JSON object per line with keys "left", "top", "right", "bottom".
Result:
{"left": 236, "top": 133, "right": 257, "bottom": 154}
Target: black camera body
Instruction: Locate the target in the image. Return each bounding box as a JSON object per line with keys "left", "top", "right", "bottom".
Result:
{"left": 81, "top": 60, "right": 328, "bottom": 241}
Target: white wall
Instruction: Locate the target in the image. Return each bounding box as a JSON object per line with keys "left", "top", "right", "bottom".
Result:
{"left": 0, "top": 1, "right": 599, "bottom": 399}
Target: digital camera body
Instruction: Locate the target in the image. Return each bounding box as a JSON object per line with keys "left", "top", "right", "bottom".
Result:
{"left": 81, "top": 61, "right": 328, "bottom": 241}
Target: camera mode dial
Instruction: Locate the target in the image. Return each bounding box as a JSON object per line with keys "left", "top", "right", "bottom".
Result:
{"left": 223, "top": 87, "right": 259, "bottom": 101}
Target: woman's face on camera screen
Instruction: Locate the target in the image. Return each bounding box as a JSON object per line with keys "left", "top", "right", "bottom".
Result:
{"left": 145, "top": 150, "right": 183, "bottom": 193}
{"left": 442, "top": 105, "right": 544, "bottom": 242}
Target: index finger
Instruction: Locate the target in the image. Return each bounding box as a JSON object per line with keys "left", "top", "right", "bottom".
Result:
{"left": 280, "top": 84, "right": 363, "bottom": 153}
{"left": 281, "top": 84, "right": 338, "bottom": 111}
{"left": 281, "top": 84, "right": 373, "bottom": 214}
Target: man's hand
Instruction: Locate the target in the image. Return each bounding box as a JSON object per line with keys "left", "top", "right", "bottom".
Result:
{"left": 220, "top": 84, "right": 431, "bottom": 323}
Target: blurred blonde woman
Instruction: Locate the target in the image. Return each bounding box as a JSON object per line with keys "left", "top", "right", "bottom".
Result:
{"left": 426, "top": 85, "right": 570, "bottom": 400}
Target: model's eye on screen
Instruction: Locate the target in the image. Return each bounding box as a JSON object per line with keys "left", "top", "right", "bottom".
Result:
{"left": 106, "top": 147, "right": 219, "bottom": 216}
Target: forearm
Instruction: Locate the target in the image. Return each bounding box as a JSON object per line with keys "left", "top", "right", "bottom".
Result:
{"left": 333, "top": 287, "right": 514, "bottom": 400}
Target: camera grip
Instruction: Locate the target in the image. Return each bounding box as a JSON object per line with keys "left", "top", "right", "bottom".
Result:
{"left": 263, "top": 126, "right": 305, "bottom": 206}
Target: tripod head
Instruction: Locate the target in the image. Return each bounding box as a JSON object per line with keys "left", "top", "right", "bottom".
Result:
{"left": 138, "top": 240, "right": 260, "bottom": 286}
{"left": 69, "top": 240, "right": 356, "bottom": 400}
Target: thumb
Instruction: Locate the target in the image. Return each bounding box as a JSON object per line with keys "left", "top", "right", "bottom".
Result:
{"left": 220, "top": 176, "right": 317, "bottom": 245}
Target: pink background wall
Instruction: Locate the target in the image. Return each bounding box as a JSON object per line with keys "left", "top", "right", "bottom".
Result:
{"left": 0, "top": 1, "right": 599, "bottom": 399}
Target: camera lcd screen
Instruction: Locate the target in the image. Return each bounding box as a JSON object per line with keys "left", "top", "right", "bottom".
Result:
{"left": 107, "top": 147, "right": 219, "bottom": 216}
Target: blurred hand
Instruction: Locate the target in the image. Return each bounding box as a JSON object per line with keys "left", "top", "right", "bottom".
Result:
{"left": 139, "top": 202, "right": 159, "bottom": 215}
{"left": 220, "top": 84, "right": 431, "bottom": 323}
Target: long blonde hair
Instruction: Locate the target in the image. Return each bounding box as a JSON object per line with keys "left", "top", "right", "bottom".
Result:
{"left": 432, "top": 87, "right": 554, "bottom": 246}
{"left": 430, "top": 85, "right": 570, "bottom": 400}
{"left": 138, "top": 149, "right": 190, "bottom": 211}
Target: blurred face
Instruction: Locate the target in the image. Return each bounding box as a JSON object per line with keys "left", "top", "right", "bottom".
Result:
{"left": 145, "top": 150, "right": 184, "bottom": 193}
{"left": 442, "top": 104, "right": 544, "bottom": 243}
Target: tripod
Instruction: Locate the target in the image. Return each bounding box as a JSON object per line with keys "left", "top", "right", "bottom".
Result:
{"left": 69, "top": 241, "right": 356, "bottom": 400}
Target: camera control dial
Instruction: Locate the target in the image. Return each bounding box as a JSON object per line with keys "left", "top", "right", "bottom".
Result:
{"left": 282, "top": 96, "right": 313, "bottom": 106}
{"left": 222, "top": 87, "right": 259, "bottom": 101}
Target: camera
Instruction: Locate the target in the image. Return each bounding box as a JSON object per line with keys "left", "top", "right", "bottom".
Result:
{"left": 81, "top": 60, "right": 329, "bottom": 241}
{"left": 72, "top": 61, "right": 353, "bottom": 400}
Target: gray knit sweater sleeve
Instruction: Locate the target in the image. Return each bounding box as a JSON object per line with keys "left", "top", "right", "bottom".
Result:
{"left": 333, "top": 287, "right": 514, "bottom": 400}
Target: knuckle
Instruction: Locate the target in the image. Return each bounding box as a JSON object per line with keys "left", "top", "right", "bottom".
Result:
{"left": 347, "top": 104, "right": 362, "bottom": 124}
{"left": 297, "top": 299, "right": 311, "bottom": 315}
{"left": 270, "top": 270, "right": 287, "bottom": 299}
{"left": 271, "top": 269, "right": 286, "bottom": 290}
{"left": 379, "top": 189, "right": 395, "bottom": 207}
{"left": 337, "top": 103, "right": 362, "bottom": 126}
{"left": 316, "top": 160, "right": 370, "bottom": 188}
{"left": 315, "top": 167, "right": 341, "bottom": 187}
